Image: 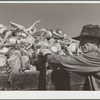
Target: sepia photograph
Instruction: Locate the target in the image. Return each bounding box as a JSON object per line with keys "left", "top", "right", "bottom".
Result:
{"left": 0, "top": 2, "right": 100, "bottom": 96}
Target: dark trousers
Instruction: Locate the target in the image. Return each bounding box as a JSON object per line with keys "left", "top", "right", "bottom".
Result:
{"left": 51, "top": 69, "right": 70, "bottom": 90}
{"left": 38, "top": 64, "right": 46, "bottom": 90}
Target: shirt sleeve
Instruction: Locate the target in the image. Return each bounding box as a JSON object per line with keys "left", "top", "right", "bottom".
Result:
{"left": 47, "top": 52, "right": 100, "bottom": 73}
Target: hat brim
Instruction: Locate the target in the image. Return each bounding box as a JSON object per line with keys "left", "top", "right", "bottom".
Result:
{"left": 72, "top": 36, "right": 80, "bottom": 40}
{"left": 72, "top": 35, "right": 100, "bottom": 40}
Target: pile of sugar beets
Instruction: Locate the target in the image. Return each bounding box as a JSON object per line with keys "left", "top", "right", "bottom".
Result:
{"left": 0, "top": 20, "right": 81, "bottom": 74}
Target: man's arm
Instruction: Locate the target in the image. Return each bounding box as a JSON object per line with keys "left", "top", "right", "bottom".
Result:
{"left": 46, "top": 52, "right": 100, "bottom": 73}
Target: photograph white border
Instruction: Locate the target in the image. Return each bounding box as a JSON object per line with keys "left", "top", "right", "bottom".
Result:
{"left": 0, "top": 91, "right": 100, "bottom": 99}
{"left": 0, "top": 1, "right": 100, "bottom": 99}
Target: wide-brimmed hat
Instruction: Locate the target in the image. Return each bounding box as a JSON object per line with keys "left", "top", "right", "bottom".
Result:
{"left": 72, "top": 24, "right": 100, "bottom": 40}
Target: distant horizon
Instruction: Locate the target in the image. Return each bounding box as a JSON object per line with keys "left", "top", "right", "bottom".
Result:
{"left": 0, "top": 3, "right": 100, "bottom": 38}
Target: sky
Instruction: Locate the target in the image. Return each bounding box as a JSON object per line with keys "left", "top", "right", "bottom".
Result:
{"left": 0, "top": 3, "right": 100, "bottom": 38}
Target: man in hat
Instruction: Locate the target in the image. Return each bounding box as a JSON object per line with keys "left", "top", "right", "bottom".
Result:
{"left": 40, "top": 24, "right": 100, "bottom": 90}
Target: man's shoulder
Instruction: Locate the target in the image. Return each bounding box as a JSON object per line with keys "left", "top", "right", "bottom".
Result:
{"left": 85, "top": 50, "right": 100, "bottom": 58}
